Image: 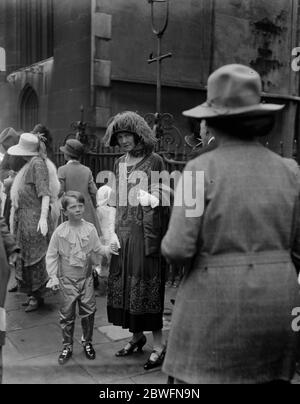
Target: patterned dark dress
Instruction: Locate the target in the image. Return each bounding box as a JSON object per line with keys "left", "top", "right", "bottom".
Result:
{"left": 14, "top": 157, "right": 53, "bottom": 294}
{"left": 107, "top": 153, "right": 168, "bottom": 333}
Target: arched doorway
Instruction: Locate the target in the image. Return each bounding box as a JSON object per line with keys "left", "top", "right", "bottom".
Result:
{"left": 20, "top": 85, "right": 39, "bottom": 132}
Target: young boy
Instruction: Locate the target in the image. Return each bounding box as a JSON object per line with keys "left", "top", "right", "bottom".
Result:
{"left": 46, "top": 191, "right": 118, "bottom": 365}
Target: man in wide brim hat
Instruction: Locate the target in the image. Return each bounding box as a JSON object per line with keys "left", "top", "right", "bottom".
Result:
{"left": 161, "top": 64, "right": 300, "bottom": 385}
{"left": 60, "top": 139, "right": 84, "bottom": 159}
{"left": 183, "top": 64, "right": 284, "bottom": 158}
{"left": 182, "top": 64, "right": 284, "bottom": 120}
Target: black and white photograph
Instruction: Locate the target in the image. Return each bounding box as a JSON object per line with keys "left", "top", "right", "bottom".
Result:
{"left": 1, "top": 0, "right": 300, "bottom": 388}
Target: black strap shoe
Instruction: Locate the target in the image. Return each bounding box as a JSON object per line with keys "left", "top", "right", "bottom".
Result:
{"left": 115, "top": 335, "right": 147, "bottom": 357}
{"left": 84, "top": 343, "right": 96, "bottom": 360}
{"left": 144, "top": 347, "right": 166, "bottom": 371}
{"left": 58, "top": 346, "right": 72, "bottom": 365}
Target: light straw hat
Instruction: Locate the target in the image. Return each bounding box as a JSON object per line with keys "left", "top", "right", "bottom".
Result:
{"left": 7, "top": 133, "right": 39, "bottom": 156}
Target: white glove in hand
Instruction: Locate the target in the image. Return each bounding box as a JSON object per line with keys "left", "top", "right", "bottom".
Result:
{"left": 110, "top": 242, "right": 119, "bottom": 256}
{"left": 111, "top": 232, "right": 121, "bottom": 249}
{"left": 94, "top": 265, "right": 102, "bottom": 276}
{"left": 46, "top": 276, "right": 59, "bottom": 290}
{"left": 138, "top": 190, "right": 159, "bottom": 208}
{"left": 37, "top": 196, "right": 50, "bottom": 236}
{"left": 37, "top": 217, "right": 48, "bottom": 236}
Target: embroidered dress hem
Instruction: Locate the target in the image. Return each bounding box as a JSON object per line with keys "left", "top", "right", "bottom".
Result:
{"left": 107, "top": 307, "right": 163, "bottom": 333}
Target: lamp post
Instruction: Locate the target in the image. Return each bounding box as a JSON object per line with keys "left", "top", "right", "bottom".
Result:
{"left": 147, "top": 0, "right": 172, "bottom": 115}
{"left": 145, "top": 0, "right": 184, "bottom": 155}
{"left": 70, "top": 105, "right": 89, "bottom": 146}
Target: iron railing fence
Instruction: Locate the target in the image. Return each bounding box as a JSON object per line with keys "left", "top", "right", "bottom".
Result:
{"left": 53, "top": 140, "right": 188, "bottom": 183}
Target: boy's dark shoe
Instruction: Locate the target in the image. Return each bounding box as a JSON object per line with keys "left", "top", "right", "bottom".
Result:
{"left": 83, "top": 343, "right": 96, "bottom": 360}
{"left": 58, "top": 346, "right": 73, "bottom": 365}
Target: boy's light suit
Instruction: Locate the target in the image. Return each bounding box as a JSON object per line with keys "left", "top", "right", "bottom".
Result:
{"left": 46, "top": 220, "right": 109, "bottom": 347}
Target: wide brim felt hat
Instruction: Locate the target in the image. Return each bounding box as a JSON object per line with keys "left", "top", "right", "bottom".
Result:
{"left": 60, "top": 139, "right": 84, "bottom": 158}
{"left": 7, "top": 133, "right": 39, "bottom": 156}
{"left": 183, "top": 64, "right": 285, "bottom": 120}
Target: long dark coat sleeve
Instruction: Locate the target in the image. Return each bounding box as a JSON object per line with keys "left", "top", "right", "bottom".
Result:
{"left": 0, "top": 217, "right": 19, "bottom": 257}
{"left": 0, "top": 217, "right": 18, "bottom": 346}
{"left": 161, "top": 159, "right": 202, "bottom": 264}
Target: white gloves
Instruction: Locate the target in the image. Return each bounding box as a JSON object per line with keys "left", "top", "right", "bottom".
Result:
{"left": 37, "top": 196, "right": 50, "bottom": 236}
{"left": 107, "top": 207, "right": 120, "bottom": 250}
{"left": 137, "top": 190, "right": 159, "bottom": 208}
{"left": 46, "top": 275, "right": 59, "bottom": 290}
{"left": 111, "top": 232, "right": 121, "bottom": 249}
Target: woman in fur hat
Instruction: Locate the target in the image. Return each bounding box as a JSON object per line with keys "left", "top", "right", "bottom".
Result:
{"left": 104, "top": 111, "right": 169, "bottom": 370}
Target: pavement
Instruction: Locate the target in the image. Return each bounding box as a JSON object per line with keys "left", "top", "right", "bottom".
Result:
{"left": 2, "top": 273, "right": 178, "bottom": 385}
{"left": 4, "top": 271, "right": 300, "bottom": 385}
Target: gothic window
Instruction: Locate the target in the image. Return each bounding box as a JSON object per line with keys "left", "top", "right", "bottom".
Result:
{"left": 20, "top": 85, "right": 39, "bottom": 132}
{"left": 17, "top": 0, "right": 53, "bottom": 67}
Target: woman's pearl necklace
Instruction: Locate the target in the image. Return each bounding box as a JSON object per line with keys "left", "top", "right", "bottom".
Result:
{"left": 124, "top": 154, "right": 143, "bottom": 178}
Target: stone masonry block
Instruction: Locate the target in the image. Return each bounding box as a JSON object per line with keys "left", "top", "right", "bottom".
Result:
{"left": 95, "top": 106, "right": 111, "bottom": 128}
{"left": 95, "top": 87, "right": 111, "bottom": 107}
{"left": 94, "top": 59, "right": 111, "bottom": 87}
{"left": 93, "top": 13, "right": 112, "bottom": 39}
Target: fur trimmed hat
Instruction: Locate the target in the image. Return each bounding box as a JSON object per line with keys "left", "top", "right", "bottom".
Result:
{"left": 103, "top": 111, "right": 157, "bottom": 148}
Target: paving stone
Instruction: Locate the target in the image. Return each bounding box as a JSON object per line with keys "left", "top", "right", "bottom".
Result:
{"left": 106, "top": 377, "right": 137, "bottom": 385}
{"left": 3, "top": 337, "right": 24, "bottom": 363}
{"left": 6, "top": 306, "right": 59, "bottom": 332}
{"left": 3, "top": 352, "right": 95, "bottom": 384}
{"left": 75, "top": 340, "right": 153, "bottom": 384}
{"left": 7, "top": 323, "right": 68, "bottom": 359}
{"left": 98, "top": 321, "right": 170, "bottom": 343}
{"left": 97, "top": 325, "right": 132, "bottom": 341}
{"left": 73, "top": 324, "right": 111, "bottom": 345}
{"left": 131, "top": 370, "right": 167, "bottom": 384}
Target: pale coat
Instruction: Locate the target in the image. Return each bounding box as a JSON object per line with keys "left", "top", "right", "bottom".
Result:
{"left": 162, "top": 138, "right": 300, "bottom": 384}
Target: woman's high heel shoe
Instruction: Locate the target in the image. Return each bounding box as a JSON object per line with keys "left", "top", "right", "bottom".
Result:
{"left": 115, "top": 335, "right": 147, "bottom": 357}
{"left": 144, "top": 347, "right": 166, "bottom": 370}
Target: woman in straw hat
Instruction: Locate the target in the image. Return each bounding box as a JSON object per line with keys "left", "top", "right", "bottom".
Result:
{"left": 162, "top": 64, "right": 300, "bottom": 384}
{"left": 7, "top": 133, "right": 60, "bottom": 312}
{"left": 104, "top": 111, "right": 170, "bottom": 370}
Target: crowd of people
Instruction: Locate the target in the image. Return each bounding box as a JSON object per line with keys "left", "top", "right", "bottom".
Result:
{"left": 0, "top": 63, "right": 300, "bottom": 384}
